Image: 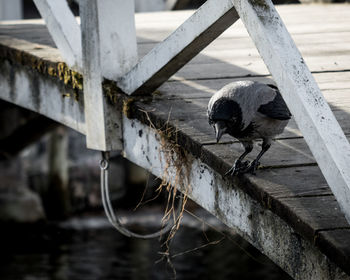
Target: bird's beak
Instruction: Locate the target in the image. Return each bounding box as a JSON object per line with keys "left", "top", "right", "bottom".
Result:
{"left": 215, "top": 122, "right": 225, "bottom": 143}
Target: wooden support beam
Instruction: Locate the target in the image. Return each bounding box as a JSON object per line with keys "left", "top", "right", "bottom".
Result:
{"left": 80, "top": 0, "right": 137, "bottom": 150}
{"left": 118, "top": 0, "right": 240, "bottom": 95}
{"left": 231, "top": 0, "right": 350, "bottom": 223}
{"left": 33, "top": 0, "right": 82, "bottom": 70}
{"left": 95, "top": 0, "right": 138, "bottom": 80}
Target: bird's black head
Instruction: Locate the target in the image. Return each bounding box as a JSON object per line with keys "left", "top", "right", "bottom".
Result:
{"left": 208, "top": 98, "right": 242, "bottom": 143}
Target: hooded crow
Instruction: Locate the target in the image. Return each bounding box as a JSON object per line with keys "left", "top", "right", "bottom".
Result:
{"left": 207, "top": 80, "right": 291, "bottom": 175}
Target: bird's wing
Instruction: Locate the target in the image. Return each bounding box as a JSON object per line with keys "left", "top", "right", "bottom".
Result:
{"left": 258, "top": 86, "right": 291, "bottom": 120}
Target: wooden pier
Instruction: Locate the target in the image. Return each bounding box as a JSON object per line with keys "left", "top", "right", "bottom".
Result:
{"left": 1, "top": 3, "right": 350, "bottom": 279}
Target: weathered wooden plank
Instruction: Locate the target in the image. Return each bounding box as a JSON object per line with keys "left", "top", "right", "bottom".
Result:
{"left": 127, "top": 102, "right": 350, "bottom": 273}
{"left": 230, "top": 0, "right": 350, "bottom": 223}
{"left": 131, "top": 4, "right": 349, "bottom": 27}
{"left": 203, "top": 138, "right": 316, "bottom": 169}
{"left": 276, "top": 196, "right": 350, "bottom": 233}
{"left": 150, "top": 107, "right": 350, "bottom": 144}
{"left": 122, "top": 116, "right": 350, "bottom": 278}
{"left": 2, "top": 23, "right": 349, "bottom": 50}
{"left": 0, "top": 35, "right": 62, "bottom": 63}
{"left": 136, "top": 88, "right": 350, "bottom": 143}
{"left": 2, "top": 5, "right": 350, "bottom": 45}
{"left": 317, "top": 229, "right": 350, "bottom": 276}
{"left": 243, "top": 167, "right": 350, "bottom": 238}
{"left": 157, "top": 73, "right": 350, "bottom": 99}
{"left": 92, "top": 0, "right": 138, "bottom": 80}
{"left": 2, "top": 21, "right": 350, "bottom": 78}
{"left": 118, "top": 0, "right": 240, "bottom": 95}
{"left": 137, "top": 31, "right": 350, "bottom": 58}
{"left": 1, "top": 32, "right": 349, "bottom": 98}
{"left": 2, "top": 34, "right": 349, "bottom": 145}
{"left": 33, "top": 0, "right": 82, "bottom": 70}
{"left": 172, "top": 56, "right": 350, "bottom": 81}
{"left": 245, "top": 166, "right": 332, "bottom": 198}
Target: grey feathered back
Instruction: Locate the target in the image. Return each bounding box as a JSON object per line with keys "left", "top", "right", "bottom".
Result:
{"left": 208, "top": 81, "right": 277, "bottom": 129}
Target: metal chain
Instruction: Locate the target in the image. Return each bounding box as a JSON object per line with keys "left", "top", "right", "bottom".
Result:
{"left": 100, "top": 151, "right": 183, "bottom": 239}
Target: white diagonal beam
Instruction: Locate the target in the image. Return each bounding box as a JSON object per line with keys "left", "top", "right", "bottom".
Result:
{"left": 232, "top": 0, "right": 350, "bottom": 222}
{"left": 118, "top": 0, "right": 240, "bottom": 95}
{"left": 33, "top": 0, "right": 82, "bottom": 70}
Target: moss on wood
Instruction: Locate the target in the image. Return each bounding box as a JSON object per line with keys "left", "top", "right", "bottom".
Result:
{"left": 123, "top": 97, "right": 136, "bottom": 119}
{"left": 0, "top": 44, "right": 84, "bottom": 93}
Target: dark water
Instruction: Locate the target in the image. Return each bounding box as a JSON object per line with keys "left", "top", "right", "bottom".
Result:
{"left": 0, "top": 215, "right": 291, "bottom": 280}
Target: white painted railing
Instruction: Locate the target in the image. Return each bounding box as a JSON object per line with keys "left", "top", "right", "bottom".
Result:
{"left": 34, "top": 0, "right": 350, "bottom": 223}
{"left": 79, "top": 0, "right": 137, "bottom": 151}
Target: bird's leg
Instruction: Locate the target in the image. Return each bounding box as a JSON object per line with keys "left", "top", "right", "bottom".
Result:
{"left": 243, "top": 139, "right": 271, "bottom": 175}
{"left": 225, "top": 142, "right": 253, "bottom": 177}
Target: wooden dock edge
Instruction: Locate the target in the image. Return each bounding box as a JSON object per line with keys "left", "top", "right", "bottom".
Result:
{"left": 123, "top": 116, "right": 349, "bottom": 280}
{"left": 1, "top": 36, "right": 350, "bottom": 279}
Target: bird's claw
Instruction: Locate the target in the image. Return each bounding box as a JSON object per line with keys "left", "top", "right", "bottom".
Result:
{"left": 224, "top": 159, "right": 250, "bottom": 177}
{"left": 241, "top": 159, "right": 261, "bottom": 175}
{"left": 225, "top": 159, "right": 260, "bottom": 177}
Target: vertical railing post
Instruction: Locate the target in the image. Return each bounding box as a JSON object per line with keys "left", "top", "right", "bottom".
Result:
{"left": 79, "top": 0, "right": 138, "bottom": 151}
{"left": 231, "top": 0, "right": 350, "bottom": 223}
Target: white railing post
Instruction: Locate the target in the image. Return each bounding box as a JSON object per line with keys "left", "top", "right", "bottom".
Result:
{"left": 80, "top": 0, "right": 138, "bottom": 150}
{"left": 231, "top": 0, "right": 350, "bottom": 223}
{"left": 33, "top": 0, "right": 82, "bottom": 70}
